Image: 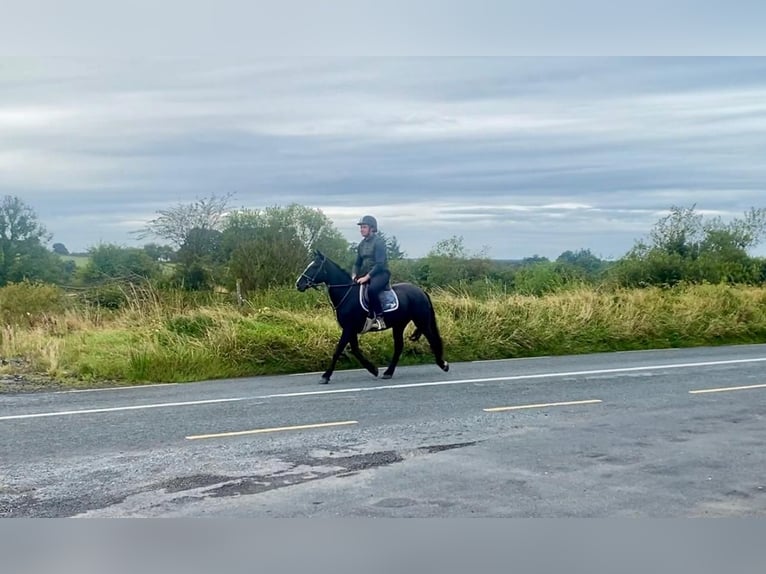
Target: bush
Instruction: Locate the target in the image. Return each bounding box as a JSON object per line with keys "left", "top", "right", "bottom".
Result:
{"left": 79, "top": 284, "right": 129, "bottom": 310}
{"left": 0, "top": 281, "right": 66, "bottom": 325}
{"left": 513, "top": 262, "right": 586, "bottom": 296}
{"left": 81, "top": 244, "right": 163, "bottom": 284}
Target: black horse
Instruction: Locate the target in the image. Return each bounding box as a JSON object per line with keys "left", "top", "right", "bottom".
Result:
{"left": 296, "top": 250, "right": 449, "bottom": 384}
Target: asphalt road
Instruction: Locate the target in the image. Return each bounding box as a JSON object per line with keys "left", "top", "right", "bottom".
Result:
{"left": 1, "top": 343, "right": 765, "bottom": 517}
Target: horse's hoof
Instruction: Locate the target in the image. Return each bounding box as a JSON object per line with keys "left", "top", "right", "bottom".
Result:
{"left": 441, "top": 361, "right": 449, "bottom": 372}
{"left": 371, "top": 368, "right": 379, "bottom": 377}
{"left": 319, "top": 377, "right": 330, "bottom": 385}
{"left": 382, "top": 373, "right": 393, "bottom": 380}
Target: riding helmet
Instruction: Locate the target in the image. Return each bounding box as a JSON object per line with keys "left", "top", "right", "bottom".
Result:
{"left": 357, "top": 215, "right": 378, "bottom": 231}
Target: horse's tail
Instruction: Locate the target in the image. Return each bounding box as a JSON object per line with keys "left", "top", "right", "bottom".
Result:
{"left": 409, "top": 291, "right": 439, "bottom": 343}
{"left": 425, "top": 291, "right": 441, "bottom": 333}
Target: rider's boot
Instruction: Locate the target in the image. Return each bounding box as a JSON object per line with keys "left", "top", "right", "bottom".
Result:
{"left": 361, "top": 313, "right": 385, "bottom": 333}
{"left": 361, "top": 315, "right": 377, "bottom": 334}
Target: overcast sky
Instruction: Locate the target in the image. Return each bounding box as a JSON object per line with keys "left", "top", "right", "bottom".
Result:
{"left": 3, "top": 57, "right": 766, "bottom": 259}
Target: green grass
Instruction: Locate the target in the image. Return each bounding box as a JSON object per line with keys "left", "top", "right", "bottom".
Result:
{"left": 3, "top": 283, "right": 766, "bottom": 389}
{"left": 59, "top": 254, "right": 90, "bottom": 268}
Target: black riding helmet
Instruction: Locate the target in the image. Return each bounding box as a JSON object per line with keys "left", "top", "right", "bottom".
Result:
{"left": 357, "top": 215, "right": 378, "bottom": 231}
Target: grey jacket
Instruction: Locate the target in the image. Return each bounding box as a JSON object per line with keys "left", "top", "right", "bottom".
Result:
{"left": 353, "top": 234, "right": 389, "bottom": 277}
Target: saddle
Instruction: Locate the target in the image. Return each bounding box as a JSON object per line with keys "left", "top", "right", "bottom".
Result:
{"left": 359, "top": 284, "right": 399, "bottom": 313}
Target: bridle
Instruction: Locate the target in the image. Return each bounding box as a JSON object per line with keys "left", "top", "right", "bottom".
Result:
{"left": 299, "top": 256, "right": 327, "bottom": 290}
{"left": 299, "top": 255, "right": 357, "bottom": 310}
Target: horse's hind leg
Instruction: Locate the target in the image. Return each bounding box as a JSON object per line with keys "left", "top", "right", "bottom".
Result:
{"left": 382, "top": 325, "right": 405, "bottom": 379}
{"left": 348, "top": 334, "right": 379, "bottom": 378}
{"left": 415, "top": 308, "right": 449, "bottom": 373}
{"left": 422, "top": 327, "right": 448, "bottom": 372}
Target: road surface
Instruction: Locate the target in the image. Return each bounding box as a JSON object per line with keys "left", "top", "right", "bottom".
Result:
{"left": 1, "top": 344, "right": 765, "bottom": 517}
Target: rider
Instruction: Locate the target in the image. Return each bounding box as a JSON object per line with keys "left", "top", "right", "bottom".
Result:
{"left": 352, "top": 215, "right": 390, "bottom": 332}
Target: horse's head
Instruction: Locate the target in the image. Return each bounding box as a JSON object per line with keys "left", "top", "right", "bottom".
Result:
{"left": 296, "top": 250, "right": 328, "bottom": 292}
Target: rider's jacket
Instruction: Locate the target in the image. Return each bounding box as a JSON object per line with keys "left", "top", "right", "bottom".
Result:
{"left": 353, "top": 234, "right": 389, "bottom": 277}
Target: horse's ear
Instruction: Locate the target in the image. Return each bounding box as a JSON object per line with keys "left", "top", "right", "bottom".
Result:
{"left": 314, "top": 249, "right": 324, "bottom": 258}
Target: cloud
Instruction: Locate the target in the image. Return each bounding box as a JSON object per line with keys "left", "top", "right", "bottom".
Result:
{"left": 2, "top": 58, "right": 766, "bottom": 259}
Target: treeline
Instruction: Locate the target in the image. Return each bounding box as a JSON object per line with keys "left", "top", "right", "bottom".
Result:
{"left": 2, "top": 193, "right": 766, "bottom": 303}
{"left": 1, "top": 196, "right": 350, "bottom": 292}
{"left": 397, "top": 206, "right": 766, "bottom": 296}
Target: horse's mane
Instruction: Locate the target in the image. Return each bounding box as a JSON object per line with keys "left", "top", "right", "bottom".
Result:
{"left": 320, "top": 253, "right": 352, "bottom": 282}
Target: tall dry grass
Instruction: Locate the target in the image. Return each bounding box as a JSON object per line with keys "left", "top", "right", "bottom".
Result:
{"left": 1, "top": 282, "right": 765, "bottom": 388}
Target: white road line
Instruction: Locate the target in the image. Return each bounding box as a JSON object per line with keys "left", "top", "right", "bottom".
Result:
{"left": 3, "top": 356, "right": 765, "bottom": 421}
{"left": 186, "top": 420, "right": 358, "bottom": 440}
{"left": 470, "top": 356, "right": 551, "bottom": 364}
{"left": 484, "top": 399, "right": 603, "bottom": 412}
{"left": 0, "top": 397, "right": 248, "bottom": 421}
{"left": 54, "top": 383, "right": 179, "bottom": 394}
{"left": 258, "top": 357, "right": 766, "bottom": 399}
{"left": 689, "top": 383, "right": 766, "bottom": 394}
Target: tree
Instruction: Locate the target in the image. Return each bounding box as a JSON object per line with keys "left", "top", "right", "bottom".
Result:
{"left": 261, "top": 204, "right": 349, "bottom": 260}
{"left": 227, "top": 229, "right": 307, "bottom": 291}
{"left": 649, "top": 205, "right": 704, "bottom": 258}
{"left": 133, "top": 193, "right": 234, "bottom": 291}
{"left": 428, "top": 235, "right": 470, "bottom": 259}
{"left": 611, "top": 205, "right": 766, "bottom": 287}
{"left": 81, "top": 244, "right": 163, "bottom": 284}
{"left": 377, "top": 232, "right": 406, "bottom": 260}
{"left": 222, "top": 205, "right": 349, "bottom": 291}
{"left": 173, "top": 228, "right": 226, "bottom": 290}
{"left": 702, "top": 207, "right": 766, "bottom": 251}
{"left": 0, "top": 195, "right": 66, "bottom": 285}
{"left": 412, "top": 235, "right": 492, "bottom": 288}
{"left": 521, "top": 254, "right": 550, "bottom": 266}
{"left": 142, "top": 243, "right": 175, "bottom": 262}
{"left": 178, "top": 228, "right": 224, "bottom": 262}
{"left": 556, "top": 249, "right": 606, "bottom": 278}
{"left": 52, "top": 242, "right": 69, "bottom": 255}
{"left": 133, "top": 192, "right": 234, "bottom": 248}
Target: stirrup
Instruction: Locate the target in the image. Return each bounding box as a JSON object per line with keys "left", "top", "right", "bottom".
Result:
{"left": 360, "top": 316, "right": 377, "bottom": 334}
{"left": 360, "top": 316, "right": 384, "bottom": 334}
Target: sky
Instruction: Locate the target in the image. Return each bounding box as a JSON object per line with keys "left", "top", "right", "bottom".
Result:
{"left": 2, "top": 57, "right": 766, "bottom": 260}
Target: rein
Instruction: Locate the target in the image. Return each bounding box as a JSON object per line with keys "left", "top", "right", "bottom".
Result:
{"left": 325, "top": 282, "right": 356, "bottom": 311}
{"left": 302, "top": 256, "right": 357, "bottom": 310}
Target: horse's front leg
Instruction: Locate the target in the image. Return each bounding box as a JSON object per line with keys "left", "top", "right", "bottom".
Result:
{"left": 348, "top": 334, "right": 379, "bottom": 378}
{"left": 382, "top": 324, "right": 405, "bottom": 379}
{"left": 319, "top": 329, "right": 354, "bottom": 384}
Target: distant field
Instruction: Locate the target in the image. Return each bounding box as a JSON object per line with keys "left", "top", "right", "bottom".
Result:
{"left": 58, "top": 253, "right": 175, "bottom": 275}
{"left": 59, "top": 254, "right": 90, "bottom": 268}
